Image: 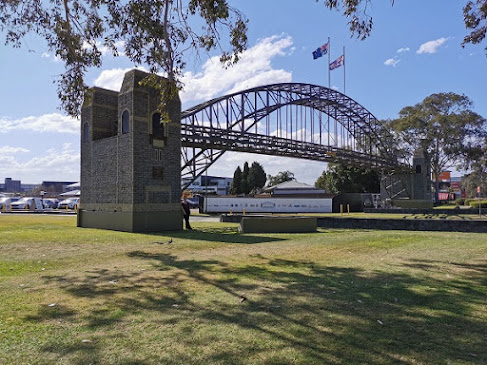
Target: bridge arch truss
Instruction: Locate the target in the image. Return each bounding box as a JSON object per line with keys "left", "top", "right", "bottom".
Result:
{"left": 181, "top": 83, "right": 406, "bottom": 188}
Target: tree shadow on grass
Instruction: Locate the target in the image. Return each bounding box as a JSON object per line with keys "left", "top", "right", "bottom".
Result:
{"left": 25, "top": 304, "right": 76, "bottom": 322}
{"left": 27, "top": 253, "right": 487, "bottom": 364}
{"left": 146, "top": 225, "right": 288, "bottom": 245}
{"left": 411, "top": 213, "right": 473, "bottom": 220}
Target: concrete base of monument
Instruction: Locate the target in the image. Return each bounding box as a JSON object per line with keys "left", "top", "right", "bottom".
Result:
{"left": 391, "top": 199, "right": 434, "bottom": 209}
{"left": 77, "top": 209, "right": 183, "bottom": 232}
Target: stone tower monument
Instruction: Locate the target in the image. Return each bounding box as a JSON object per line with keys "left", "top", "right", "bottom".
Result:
{"left": 411, "top": 148, "right": 432, "bottom": 201}
{"left": 380, "top": 148, "right": 432, "bottom": 203}
{"left": 77, "top": 69, "right": 182, "bottom": 232}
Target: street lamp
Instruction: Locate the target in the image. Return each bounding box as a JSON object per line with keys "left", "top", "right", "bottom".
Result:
{"left": 203, "top": 152, "right": 210, "bottom": 214}
{"left": 205, "top": 163, "right": 208, "bottom": 213}
{"left": 40, "top": 190, "right": 45, "bottom": 209}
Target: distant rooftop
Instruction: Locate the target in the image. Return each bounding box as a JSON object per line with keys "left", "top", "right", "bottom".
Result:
{"left": 66, "top": 182, "right": 80, "bottom": 189}
{"left": 264, "top": 180, "right": 325, "bottom": 193}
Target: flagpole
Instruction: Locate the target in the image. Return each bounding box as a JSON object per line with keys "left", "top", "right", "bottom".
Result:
{"left": 328, "top": 37, "right": 331, "bottom": 89}
{"left": 343, "top": 46, "right": 346, "bottom": 95}
{"left": 327, "top": 37, "right": 331, "bottom": 148}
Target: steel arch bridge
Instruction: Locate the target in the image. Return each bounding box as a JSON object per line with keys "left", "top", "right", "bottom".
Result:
{"left": 181, "top": 83, "right": 407, "bottom": 189}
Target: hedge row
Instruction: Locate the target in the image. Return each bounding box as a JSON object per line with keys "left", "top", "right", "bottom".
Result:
{"left": 468, "top": 200, "right": 487, "bottom": 209}
{"left": 455, "top": 198, "right": 487, "bottom": 208}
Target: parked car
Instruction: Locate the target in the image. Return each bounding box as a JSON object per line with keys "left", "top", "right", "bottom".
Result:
{"left": 43, "top": 198, "right": 59, "bottom": 209}
{"left": 0, "top": 197, "right": 19, "bottom": 210}
{"left": 58, "top": 198, "right": 79, "bottom": 210}
{"left": 10, "top": 197, "right": 36, "bottom": 210}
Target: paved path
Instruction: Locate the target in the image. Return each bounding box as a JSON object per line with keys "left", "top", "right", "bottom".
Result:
{"left": 190, "top": 214, "right": 220, "bottom": 222}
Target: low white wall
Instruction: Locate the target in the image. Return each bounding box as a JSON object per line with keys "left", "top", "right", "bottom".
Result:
{"left": 203, "top": 196, "right": 332, "bottom": 213}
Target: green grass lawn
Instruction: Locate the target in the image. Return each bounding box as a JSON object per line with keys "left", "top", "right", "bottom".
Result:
{"left": 1, "top": 215, "right": 486, "bottom": 364}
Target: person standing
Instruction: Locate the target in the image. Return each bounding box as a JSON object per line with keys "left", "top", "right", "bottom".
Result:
{"left": 181, "top": 196, "right": 192, "bottom": 230}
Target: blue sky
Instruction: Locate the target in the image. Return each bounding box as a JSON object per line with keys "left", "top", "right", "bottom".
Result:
{"left": 1, "top": 0, "right": 486, "bottom": 184}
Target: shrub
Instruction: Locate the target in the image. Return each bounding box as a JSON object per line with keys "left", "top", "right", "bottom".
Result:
{"left": 468, "top": 200, "right": 487, "bottom": 209}
{"left": 454, "top": 198, "right": 465, "bottom": 205}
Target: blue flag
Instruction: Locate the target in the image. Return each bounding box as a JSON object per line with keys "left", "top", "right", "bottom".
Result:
{"left": 312, "top": 42, "right": 329, "bottom": 60}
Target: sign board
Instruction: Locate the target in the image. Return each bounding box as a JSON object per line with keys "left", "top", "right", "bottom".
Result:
{"left": 450, "top": 182, "right": 461, "bottom": 191}
{"left": 438, "top": 192, "right": 450, "bottom": 201}
{"left": 432, "top": 171, "right": 451, "bottom": 182}
{"left": 477, "top": 186, "right": 481, "bottom": 193}
{"left": 203, "top": 196, "right": 333, "bottom": 214}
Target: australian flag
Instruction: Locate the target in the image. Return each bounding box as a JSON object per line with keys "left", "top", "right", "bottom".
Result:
{"left": 329, "top": 55, "right": 345, "bottom": 70}
{"left": 312, "top": 42, "right": 329, "bottom": 60}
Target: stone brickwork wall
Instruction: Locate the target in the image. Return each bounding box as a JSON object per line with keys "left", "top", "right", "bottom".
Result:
{"left": 317, "top": 216, "right": 487, "bottom": 233}
{"left": 90, "top": 88, "right": 118, "bottom": 140}
{"left": 411, "top": 150, "right": 432, "bottom": 201}
{"left": 364, "top": 208, "right": 479, "bottom": 215}
{"left": 78, "top": 69, "right": 182, "bottom": 232}
{"left": 222, "top": 214, "right": 487, "bottom": 232}
{"left": 380, "top": 149, "right": 432, "bottom": 202}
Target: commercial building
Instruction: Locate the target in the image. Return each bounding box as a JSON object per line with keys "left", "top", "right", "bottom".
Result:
{"left": 183, "top": 175, "right": 233, "bottom": 195}
{"left": 2, "top": 178, "right": 21, "bottom": 193}
{"left": 0, "top": 178, "right": 39, "bottom": 193}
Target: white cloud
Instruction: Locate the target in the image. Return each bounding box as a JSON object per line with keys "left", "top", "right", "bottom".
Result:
{"left": 94, "top": 68, "right": 131, "bottom": 91}
{"left": 180, "top": 34, "right": 293, "bottom": 104}
{"left": 0, "top": 144, "right": 79, "bottom": 183}
{"left": 93, "top": 66, "right": 149, "bottom": 91}
{"left": 40, "top": 52, "right": 62, "bottom": 63}
{"left": 93, "top": 34, "right": 293, "bottom": 104}
{"left": 82, "top": 40, "right": 126, "bottom": 57}
{"left": 24, "top": 144, "right": 78, "bottom": 170}
{"left": 384, "top": 57, "right": 400, "bottom": 67}
{"left": 416, "top": 37, "right": 449, "bottom": 54}
{"left": 396, "top": 47, "right": 410, "bottom": 53}
{"left": 227, "top": 69, "right": 292, "bottom": 95}
{"left": 0, "top": 146, "right": 30, "bottom": 154}
{"left": 0, "top": 113, "right": 79, "bottom": 134}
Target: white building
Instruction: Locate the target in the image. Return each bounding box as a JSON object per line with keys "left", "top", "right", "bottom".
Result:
{"left": 183, "top": 175, "right": 233, "bottom": 195}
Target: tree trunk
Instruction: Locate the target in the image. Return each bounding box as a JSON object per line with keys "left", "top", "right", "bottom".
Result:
{"left": 434, "top": 178, "right": 440, "bottom": 204}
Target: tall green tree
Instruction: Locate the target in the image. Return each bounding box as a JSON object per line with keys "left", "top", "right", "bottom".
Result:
{"left": 229, "top": 166, "right": 242, "bottom": 195}
{"left": 229, "top": 161, "right": 266, "bottom": 194}
{"left": 461, "top": 172, "right": 487, "bottom": 199}
{"left": 240, "top": 161, "right": 250, "bottom": 194}
{"left": 267, "top": 171, "right": 295, "bottom": 187}
{"left": 390, "top": 92, "right": 486, "bottom": 203}
{"left": 315, "top": 164, "right": 380, "bottom": 194}
{"left": 248, "top": 161, "right": 267, "bottom": 192}
{"left": 463, "top": 135, "right": 487, "bottom": 197}
{"left": 0, "top": 0, "right": 248, "bottom": 116}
